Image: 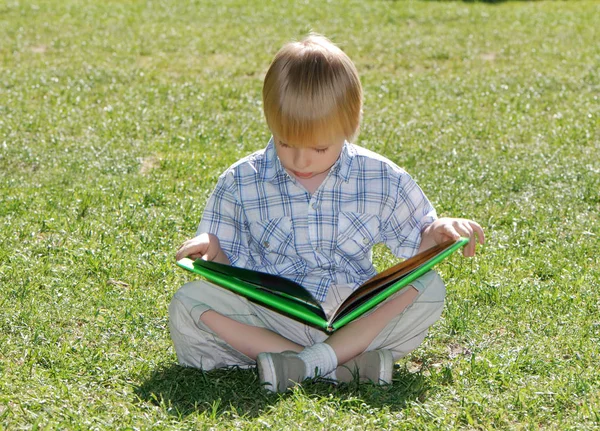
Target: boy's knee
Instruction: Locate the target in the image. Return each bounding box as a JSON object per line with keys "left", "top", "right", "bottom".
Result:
{"left": 168, "top": 281, "right": 214, "bottom": 338}
{"left": 168, "top": 284, "right": 219, "bottom": 370}
{"left": 168, "top": 290, "right": 195, "bottom": 339}
{"left": 168, "top": 293, "right": 186, "bottom": 327}
{"left": 413, "top": 271, "right": 445, "bottom": 303}
{"left": 172, "top": 280, "right": 205, "bottom": 302}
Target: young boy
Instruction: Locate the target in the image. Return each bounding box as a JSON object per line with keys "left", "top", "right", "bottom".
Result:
{"left": 170, "top": 34, "right": 484, "bottom": 393}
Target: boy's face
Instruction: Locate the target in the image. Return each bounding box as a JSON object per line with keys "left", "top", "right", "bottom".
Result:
{"left": 274, "top": 136, "right": 345, "bottom": 180}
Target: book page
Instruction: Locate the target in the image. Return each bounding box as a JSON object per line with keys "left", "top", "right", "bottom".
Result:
{"left": 328, "top": 239, "right": 459, "bottom": 323}
{"left": 191, "top": 259, "right": 324, "bottom": 311}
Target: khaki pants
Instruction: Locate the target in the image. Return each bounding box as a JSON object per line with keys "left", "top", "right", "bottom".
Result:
{"left": 169, "top": 271, "right": 445, "bottom": 370}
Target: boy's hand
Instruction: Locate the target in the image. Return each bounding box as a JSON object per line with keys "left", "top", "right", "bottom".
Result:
{"left": 420, "top": 218, "right": 485, "bottom": 257}
{"left": 176, "top": 233, "right": 231, "bottom": 265}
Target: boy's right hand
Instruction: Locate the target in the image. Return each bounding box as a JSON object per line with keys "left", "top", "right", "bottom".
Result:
{"left": 175, "top": 233, "right": 231, "bottom": 265}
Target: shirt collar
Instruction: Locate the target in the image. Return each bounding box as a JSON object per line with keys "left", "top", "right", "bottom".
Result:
{"left": 262, "top": 136, "right": 355, "bottom": 183}
{"left": 262, "top": 137, "right": 287, "bottom": 183}
{"left": 336, "top": 141, "right": 354, "bottom": 182}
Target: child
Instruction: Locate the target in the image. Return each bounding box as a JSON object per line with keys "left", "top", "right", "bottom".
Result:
{"left": 169, "top": 34, "right": 484, "bottom": 393}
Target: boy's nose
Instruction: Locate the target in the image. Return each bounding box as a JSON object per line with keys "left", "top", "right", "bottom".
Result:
{"left": 293, "top": 149, "right": 311, "bottom": 169}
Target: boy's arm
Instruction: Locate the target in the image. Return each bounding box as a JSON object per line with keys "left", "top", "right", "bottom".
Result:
{"left": 176, "top": 232, "right": 231, "bottom": 264}
{"left": 193, "top": 171, "right": 252, "bottom": 267}
{"left": 381, "top": 171, "right": 437, "bottom": 259}
{"left": 418, "top": 217, "right": 485, "bottom": 257}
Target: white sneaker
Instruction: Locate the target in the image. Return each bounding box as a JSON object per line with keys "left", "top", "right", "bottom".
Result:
{"left": 256, "top": 351, "right": 307, "bottom": 393}
{"left": 336, "top": 349, "right": 394, "bottom": 384}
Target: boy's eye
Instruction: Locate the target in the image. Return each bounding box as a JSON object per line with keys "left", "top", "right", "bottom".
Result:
{"left": 315, "top": 148, "right": 328, "bottom": 154}
{"left": 279, "top": 141, "right": 290, "bottom": 148}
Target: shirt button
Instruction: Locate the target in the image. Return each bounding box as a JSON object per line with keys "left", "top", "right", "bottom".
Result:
{"left": 312, "top": 203, "right": 317, "bottom": 209}
{"left": 362, "top": 237, "right": 369, "bottom": 245}
{"left": 263, "top": 241, "right": 270, "bottom": 248}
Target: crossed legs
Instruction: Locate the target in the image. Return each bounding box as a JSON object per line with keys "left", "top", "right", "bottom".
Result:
{"left": 199, "top": 286, "right": 419, "bottom": 364}
{"left": 169, "top": 271, "right": 445, "bottom": 374}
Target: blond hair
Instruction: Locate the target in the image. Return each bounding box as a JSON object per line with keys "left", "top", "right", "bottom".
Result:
{"left": 262, "top": 34, "right": 362, "bottom": 147}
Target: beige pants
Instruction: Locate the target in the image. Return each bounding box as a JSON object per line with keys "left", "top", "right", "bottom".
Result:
{"left": 169, "top": 271, "right": 445, "bottom": 370}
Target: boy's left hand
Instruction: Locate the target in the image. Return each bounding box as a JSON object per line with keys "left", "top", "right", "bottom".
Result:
{"left": 422, "top": 217, "right": 485, "bottom": 257}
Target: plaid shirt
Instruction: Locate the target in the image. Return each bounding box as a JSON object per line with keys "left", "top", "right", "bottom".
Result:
{"left": 198, "top": 138, "right": 437, "bottom": 302}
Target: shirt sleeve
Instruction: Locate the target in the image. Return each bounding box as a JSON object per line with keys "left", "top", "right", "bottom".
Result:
{"left": 380, "top": 171, "right": 437, "bottom": 259}
{"left": 196, "top": 170, "right": 252, "bottom": 268}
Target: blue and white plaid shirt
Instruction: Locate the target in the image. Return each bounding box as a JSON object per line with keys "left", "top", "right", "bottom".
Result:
{"left": 198, "top": 138, "right": 437, "bottom": 302}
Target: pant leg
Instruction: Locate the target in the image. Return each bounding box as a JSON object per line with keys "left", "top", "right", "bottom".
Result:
{"left": 168, "top": 280, "right": 265, "bottom": 370}
{"left": 168, "top": 280, "right": 318, "bottom": 370}
{"left": 366, "top": 270, "right": 446, "bottom": 360}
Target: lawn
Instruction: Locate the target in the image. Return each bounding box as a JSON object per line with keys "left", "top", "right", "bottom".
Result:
{"left": 1, "top": 0, "right": 599, "bottom": 429}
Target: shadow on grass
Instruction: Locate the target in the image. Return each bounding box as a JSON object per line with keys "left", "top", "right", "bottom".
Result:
{"left": 134, "top": 363, "right": 432, "bottom": 419}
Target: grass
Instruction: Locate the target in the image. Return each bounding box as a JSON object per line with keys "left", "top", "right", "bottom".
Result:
{"left": 1, "top": 0, "right": 599, "bottom": 429}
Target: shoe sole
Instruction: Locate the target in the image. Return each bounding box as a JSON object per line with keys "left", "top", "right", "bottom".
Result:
{"left": 256, "top": 352, "right": 278, "bottom": 393}
{"left": 377, "top": 350, "right": 394, "bottom": 384}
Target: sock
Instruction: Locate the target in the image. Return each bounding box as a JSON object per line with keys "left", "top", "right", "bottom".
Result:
{"left": 298, "top": 342, "right": 338, "bottom": 378}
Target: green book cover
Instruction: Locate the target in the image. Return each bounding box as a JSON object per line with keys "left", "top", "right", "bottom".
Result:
{"left": 176, "top": 238, "right": 469, "bottom": 333}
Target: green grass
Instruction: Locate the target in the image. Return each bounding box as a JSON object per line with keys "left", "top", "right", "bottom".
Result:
{"left": 1, "top": 0, "right": 599, "bottom": 429}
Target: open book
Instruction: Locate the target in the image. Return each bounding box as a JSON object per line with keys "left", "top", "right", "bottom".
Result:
{"left": 177, "top": 237, "right": 468, "bottom": 333}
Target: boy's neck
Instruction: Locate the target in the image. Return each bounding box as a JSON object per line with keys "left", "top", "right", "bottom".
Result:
{"left": 292, "top": 169, "right": 330, "bottom": 194}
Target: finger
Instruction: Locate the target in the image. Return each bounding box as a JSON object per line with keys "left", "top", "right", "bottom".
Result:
{"left": 175, "top": 239, "right": 194, "bottom": 260}
{"left": 465, "top": 240, "right": 475, "bottom": 257}
{"left": 175, "top": 245, "right": 185, "bottom": 260}
{"left": 175, "top": 248, "right": 187, "bottom": 261}
{"left": 462, "top": 221, "right": 485, "bottom": 256}
{"left": 462, "top": 238, "right": 475, "bottom": 257}
{"left": 463, "top": 222, "right": 484, "bottom": 256}
{"left": 202, "top": 247, "right": 218, "bottom": 262}
{"left": 450, "top": 222, "right": 472, "bottom": 254}
{"left": 449, "top": 221, "right": 472, "bottom": 256}
{"left": 176, "top": 243, "right": 200, "bottom": 261}
{"left": 461, "top": 228, "right": 476, "bottom": 257}
{"left": 455, "top": 221, "right": 474, "bottom": 239}
{"left": 442, "top": 224, "right": 462, "bottom": 241}
{"left": 459, "top": 234, "right": 473, "bottom": 257}
{"left": 471, "top": 222, "right": 485, "bottom": 245}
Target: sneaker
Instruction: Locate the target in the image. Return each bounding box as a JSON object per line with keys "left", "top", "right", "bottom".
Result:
{"left": 336, "top": 349, "right": 394, "bottom": 384}
{"left": 256, "top": 351, "right": 307, "bottom": 393}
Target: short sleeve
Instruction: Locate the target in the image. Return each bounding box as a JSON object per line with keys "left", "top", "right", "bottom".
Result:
{"left": 380, "top": 172, "right": 437, "bottom": 259}
{"left": 196, "top": 171, "right": 252, "bottom": 268}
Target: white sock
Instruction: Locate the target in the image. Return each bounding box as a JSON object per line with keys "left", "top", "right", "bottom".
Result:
{"left": 298, "top": 342, "right": 338, "bottom": 378}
